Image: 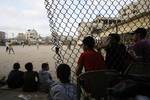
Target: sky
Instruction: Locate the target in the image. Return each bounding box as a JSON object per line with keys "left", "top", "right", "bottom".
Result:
{"left": 0, "top": 0, "right": 49, "bottom": 38}
{"left": 0, "top": 0, "right": 135, "bottom": 38}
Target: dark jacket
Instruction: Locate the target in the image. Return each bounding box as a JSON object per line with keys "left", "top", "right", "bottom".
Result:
{"left": 23, "top": 71, "right": 39, "bottom": 92}
{"left": 7, "top": 70, "right": 24, "bottom": 88}
{"left": 105, "top": 43, "right": 130, "bottom": 73}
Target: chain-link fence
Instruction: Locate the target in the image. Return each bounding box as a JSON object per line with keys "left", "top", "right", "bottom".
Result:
{"left": 44, "top": 0, "right": 150, "bottom": 82}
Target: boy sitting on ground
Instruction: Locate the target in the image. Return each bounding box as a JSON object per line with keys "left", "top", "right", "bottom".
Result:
{"left": 39, "top": 63, "right": 53, "bottom": 93}
{"left": 23, "top": 62, "right": 39, "bottom": 92}
{"left": 7, "top": 63, "right": 24, "bottom": 89}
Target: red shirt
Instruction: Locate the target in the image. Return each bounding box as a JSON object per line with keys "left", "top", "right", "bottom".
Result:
{"left": 78, "top": 50, "right": 106, "bottom": 72}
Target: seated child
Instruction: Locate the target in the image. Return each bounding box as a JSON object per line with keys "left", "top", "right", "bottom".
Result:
{"left": 39, "top": 63, "right": 53, "bottom": 92}
{"left": 48, "top": 64, "right": 77, "bottom": 100}
{"left": 7, "top": 63, "right": 24, "bottom": 88}
{"left": 23, "top": 62, "right": 39, "bottom": 92}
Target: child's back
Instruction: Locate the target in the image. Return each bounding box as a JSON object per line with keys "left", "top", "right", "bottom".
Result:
{"left": 39, "top": 63, "right": 53, "bottom": 92}
{"left": 23, "top": 63, "right": 39, "bottom": 92}
{"left": 48, "top": 64, "right": 77, "bottom": 100}
{"left": 76, "top": 36, "right": 106, "bottom": 76}
{"left": 39, "top": 70, "right": 52, "bottom": 92}
{"left": 7, "top": 63, "right": 24, "bottom": 88}
{"left": 49, "top": 82, "right": 77, "bottom": 100}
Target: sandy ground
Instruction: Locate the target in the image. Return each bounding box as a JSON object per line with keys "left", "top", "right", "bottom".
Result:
{"left": 0, "top": 89, "right": 48, "bottom": 100}
{"left": 0, "top": 45, "right": 56, "bottom": 79}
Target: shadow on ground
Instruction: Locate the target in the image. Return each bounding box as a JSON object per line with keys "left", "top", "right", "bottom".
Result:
{"left": 0, "top": 88, "right": 48, "bottom": 100}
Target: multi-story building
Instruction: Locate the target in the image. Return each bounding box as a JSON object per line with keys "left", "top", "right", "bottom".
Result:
{"left": 118, "top": 0, "right": 150, "bottom": 19}
{"left": 78, "top": 16, "right": 121, "bottom": 39}
{"left": 16, "top": 33, "right": 26, "bottom": 43}
{"left": 93, "top": 16, "right": 122, "bottom": 29}
{"left": 25, "top": 29, "right": 39, "bottom": 44}
{"left": 78, "top": 22, "right": 92, "bottom": 36}
{"left": 0, "top": 31, "right": 6, "bottom": 45}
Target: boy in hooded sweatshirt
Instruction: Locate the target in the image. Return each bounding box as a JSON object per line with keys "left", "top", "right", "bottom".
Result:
{"left": 48, "top": 64, "right": 77, "bottom": 100}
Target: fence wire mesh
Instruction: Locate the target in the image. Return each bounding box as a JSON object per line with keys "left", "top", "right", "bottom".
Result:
{"left": 44, "top": 0, "right": 150, "bottom": 83}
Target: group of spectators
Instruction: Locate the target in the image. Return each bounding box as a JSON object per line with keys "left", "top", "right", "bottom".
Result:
{"left": 1, "top": 27, "right": 149, "bottom": 100}
{"left": 76, "top": 27, "right": 150, "bottom": 75}
{"left": 5, "top": 62, "right": 77, "bottom": 100}
{"left": 76, "top": 27, "right": 150, "bottom": 100}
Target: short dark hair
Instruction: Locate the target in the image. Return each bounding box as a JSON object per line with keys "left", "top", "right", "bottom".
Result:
{"left": 56, "top": 64, "right": 71, "bottom": 83}
{"left": 82, "top": 36, "right": 95, "bottom": 48}
{"left": 109, "top": 33, "right": 120, "bottom": 43}
{"left": 133, "top": 28, "right": 147, "bottom": 39}
{"left": 25, "top": 62, "right": 33, "bottom": 71}
{"left": 42, "top": 63, "right": 49, "bottom": 70}
{"left": 13, "top": 63, "right": 20, "bottom": 70}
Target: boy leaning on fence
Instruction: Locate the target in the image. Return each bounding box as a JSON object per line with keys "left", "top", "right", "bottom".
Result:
{"left": 76, "top": 36, "right": 106, "bottom": 76}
